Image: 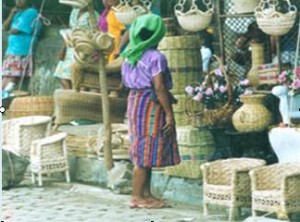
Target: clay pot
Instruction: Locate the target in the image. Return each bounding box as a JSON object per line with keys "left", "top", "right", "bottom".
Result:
{"left": 232, "top": 94, "right": 272, "bottom": 132}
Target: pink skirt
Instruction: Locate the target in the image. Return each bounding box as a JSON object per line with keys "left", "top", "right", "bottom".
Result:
{"left": 2, "top": 55, "right": 32, "bottom": 78}
{"left": 127, "top": 89, "right": 181, "bottom": 168}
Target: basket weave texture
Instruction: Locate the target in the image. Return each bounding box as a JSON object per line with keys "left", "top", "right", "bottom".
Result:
{"left": 2, "top": 116, "right": 52, "bottom": 157}
{"left": 255, "top": 10, "right": 297, "bottom": 36}
{"left": 31, "top": 133, "right": 70, "bottom": 186}
{"left": 250, "top": 163, "right": 300, "bottom": 219}
{"left": 165, "top": 126, "right": 215, "bottom": 179}
{"left": 201, "top": 158, "right": 266, "bottom": 221}
{"left": 54, "top": 89, "right": 127, "bottom": 126}
{"left": 7, "top": 96, "right": 54, "bottom": 119}
{"left": 234, "top": 0, "right": 259, "bottom": 14}
{"left": 158, "top": 35, "right": 202, "bottom": 95}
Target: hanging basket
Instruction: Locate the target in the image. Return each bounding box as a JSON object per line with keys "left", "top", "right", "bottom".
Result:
{"left": 112, "top": 0, "right": 150, "bottom": 25}
{"left": 234, "top": 0, "right": 260, "bottom": 14}
{"left": 186, "top": 55, "right": 238, "bottom": 127}
{"left": 255, "top": 1, "right": 297, "bottom": 36}
{"left": 174, "top": 0, "right": 214, "bottom": 32}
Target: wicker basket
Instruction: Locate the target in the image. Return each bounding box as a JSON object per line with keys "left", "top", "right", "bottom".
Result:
{"left": 66, "top": 135, "right": 97, "bottom": 158}
{"left": 54, "top": 89, "right": 127, "bottom": 126}
{"left": 232, "top": 94, "right": 272, "bottom": 132}
{"left": 186, "top": 55, "right": 238, "bottom": 127}
{"left": 234, "top": 0, "right": 259, "bottom": 14}
{"left": 165, "top": 126, "right": 215, "bottom": 179}
{"left": 7, "top": 96, "right": 54, "bottom": 119}
{"left": 163, "top": 17, "right": 176, "bottom": 37}
{"left": 175, "top": 9, "right": 213, "bottom": 33}
{"left": 112, "top": 3, "right": 148, "bottom": 25}
{"left": 255, "top": 8, "right": 297, "bottom": 36}
{"left": 158, "top": 35, "right": 202, "bottom": 95}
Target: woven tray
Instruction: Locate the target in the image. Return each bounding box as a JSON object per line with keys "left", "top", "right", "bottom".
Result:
{"left": 7, "top": 96, "right": 54, "bottom": 119}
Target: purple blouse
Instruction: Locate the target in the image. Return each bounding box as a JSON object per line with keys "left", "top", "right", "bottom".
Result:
{"left": 121, "top": 49, "right": 173, "bottom": 90}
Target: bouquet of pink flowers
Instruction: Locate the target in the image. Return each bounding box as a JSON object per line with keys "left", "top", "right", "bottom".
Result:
{"left": 185, "top": 68, "right": 252, "bottom": 109}
{"left": 278, "top": 67, "right": 300, "bottom": 92}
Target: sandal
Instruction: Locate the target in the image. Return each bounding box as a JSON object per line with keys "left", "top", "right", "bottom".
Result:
{"left": 130, "top": 198, "right": 170, "bottom": 209}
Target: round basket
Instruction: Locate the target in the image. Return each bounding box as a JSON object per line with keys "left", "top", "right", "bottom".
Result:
{"left": 175, "top": 9, "right": 213, "bottom": 32}
{"left": 255, "top": 6, "right": 297, "bottom": 36}
{"left": 7, "top": 96, "right": 54, "bottom": 119}
{"left": 113, "top": 3, "right": 148, "bottom": 25}
{"left": 234, "top": 0, "right": 259, "bottom": 14}
{"left": 174, "top": 0, "right": 214, "bottom": 33}
{"left": 165, "top": 126, "right": 215, "bottom": 179}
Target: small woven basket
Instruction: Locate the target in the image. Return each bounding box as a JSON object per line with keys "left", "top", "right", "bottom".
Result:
{"left": 7, "top": 96, "right": 54, "bottom": 119}
{"left": 175, "top": 9, "right": 213, "bottom": 33}
{"left": 234, "top": 0, "right": 259, "bottom": 14}
{"left": 113, "top": 3, "right": 148, "bottom": 25}
{"left": 255, "top": 7, "right": 297, "bottom": 36}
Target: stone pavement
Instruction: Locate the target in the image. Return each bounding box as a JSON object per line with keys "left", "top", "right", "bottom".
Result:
{"left": 1, "top": 179, "right": 231, "bottom": 222}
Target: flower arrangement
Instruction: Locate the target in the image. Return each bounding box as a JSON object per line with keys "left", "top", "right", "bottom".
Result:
{"left": 185, "top": 68, "right": 252, "bottom": 109}
{"left": 278, "top": 67, "right": 300, "bottom": 93}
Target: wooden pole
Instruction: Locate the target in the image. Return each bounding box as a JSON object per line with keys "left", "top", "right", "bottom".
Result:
{"left": 98, "top": 54, "right": 114, "bottom": 170}
{"left": 87, "top": 3, "right": 114, "bottom": 170}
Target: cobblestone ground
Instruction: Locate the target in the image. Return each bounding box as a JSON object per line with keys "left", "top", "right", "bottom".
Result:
{"left": 2, "top": 179, "right": 230, "bottom": 222}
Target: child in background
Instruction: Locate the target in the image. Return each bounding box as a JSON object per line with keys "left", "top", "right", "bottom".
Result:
{"left": 98, "top": 0, "right": 125, "bottom": 63}
{"left": 2, "top": 0, "right": 41, "bottom": 92}
{"left": 121, "top": 14, "right": 180, "bottom": 209}
{"left": 53, "top": 6, "right": 99, "bottom": 89}
{"left": 200, "top": 27, "right": 214, "bottom": 74}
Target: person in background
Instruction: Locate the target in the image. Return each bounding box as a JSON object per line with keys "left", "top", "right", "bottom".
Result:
{"left": 2, "top": 0, "right": 41, "bottom": 92}
{"left": 98, "top": 0, "right": 125, "bottom": 63}
{"left": 121, "top": 14, "right": 180, "bottom": 209}
{"left": 200, "top": 27, "right": 214, "bottom": 74}
{"left": 53, "top": 5, "right": 99, "bottom": 89}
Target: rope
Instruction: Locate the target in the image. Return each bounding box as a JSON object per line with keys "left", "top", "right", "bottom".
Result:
{"left": 18, "top": 0, "right": 51, "bottom": 93}
{"left": 287, "top": 16, "right": 300, "bottom": 128}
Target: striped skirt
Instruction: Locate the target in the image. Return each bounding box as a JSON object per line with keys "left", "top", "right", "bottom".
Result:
{"left": 127, "top": 89, "right": 181, "bottom": 168}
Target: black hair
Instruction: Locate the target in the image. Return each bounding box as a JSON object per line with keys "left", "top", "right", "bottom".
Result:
{"left": 139, "top": 28, "right": 154, "bottom": 41}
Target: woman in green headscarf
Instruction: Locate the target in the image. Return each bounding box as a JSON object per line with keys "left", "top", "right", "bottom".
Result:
{"left": 121, "top": 14, "right": 180, "bottom": 208}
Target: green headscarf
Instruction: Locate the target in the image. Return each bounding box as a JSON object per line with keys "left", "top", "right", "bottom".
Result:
{"left": 121, "top": 13, "right": 166, "bottom": 65}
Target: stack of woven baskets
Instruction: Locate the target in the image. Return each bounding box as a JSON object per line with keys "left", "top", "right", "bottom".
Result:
{"left": 165, "top": 126, "right": 215, "bottom": 179}
{"left": 158, "top": 35, "right": 202, "bottom": 126}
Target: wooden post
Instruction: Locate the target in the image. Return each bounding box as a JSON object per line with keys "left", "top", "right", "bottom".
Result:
{"left": 276, "top": 36, "right": 282, "bottom": 73}
{"left": 98, "top": 54, "right": 114, "bottom": 170}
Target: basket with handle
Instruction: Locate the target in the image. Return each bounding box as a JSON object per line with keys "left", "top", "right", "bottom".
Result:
{"left": 112, "top": 0, "right": 150, "bottom": 25}
{"left": 254, "top": 0, "right": 297, "bottom": 36}
{"left": 174, "top": 0, "right": 214, "bottom": 32}
{"left": 185, "top": 55, "right": 238, "bottom": 127}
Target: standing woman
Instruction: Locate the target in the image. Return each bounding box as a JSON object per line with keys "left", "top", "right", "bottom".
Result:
{"left": 122, "top": 14, "right": 180, "bottom": 208}
{"left": 98, "top": 0, "right": 125, "bottom": 63}
{"left": 2, "top": 0, "right": 41, "bottom": 91}
{"left": 53, "top": 4, "right": 99, "bottom": 89}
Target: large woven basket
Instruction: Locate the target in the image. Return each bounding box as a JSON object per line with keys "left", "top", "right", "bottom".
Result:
{"left": 186, "top": 55, "right": 238, "bottom": 127}
{"left": 234, "top": 0, "right": 259, "bottom": 14}
{"left": 165, "top": 126, "right": 215, "bottom": 179}
{"left": 255, "top": 9, "right": 297, "bottom": 36}
{"left": 158, "top": 35, "right": 202, "bottom": 95}
{"left": 66, "top": 135, "right": 97, "bottom": 158}
{"left": 7, "top": 96, "right": 54, "bottom": 119}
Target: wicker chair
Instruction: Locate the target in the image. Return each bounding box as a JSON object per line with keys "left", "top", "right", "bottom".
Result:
{"left": 31, "top": 133, "right": 70, "bottom": 186}
{"left": 2, "top": 116, "right": 52, "bottom": 157}
{"left": 200, "top": 158, "right": 266, "bottom": 221}
{"left": 250, "top": 163, "right": 300, "bottom": 220}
